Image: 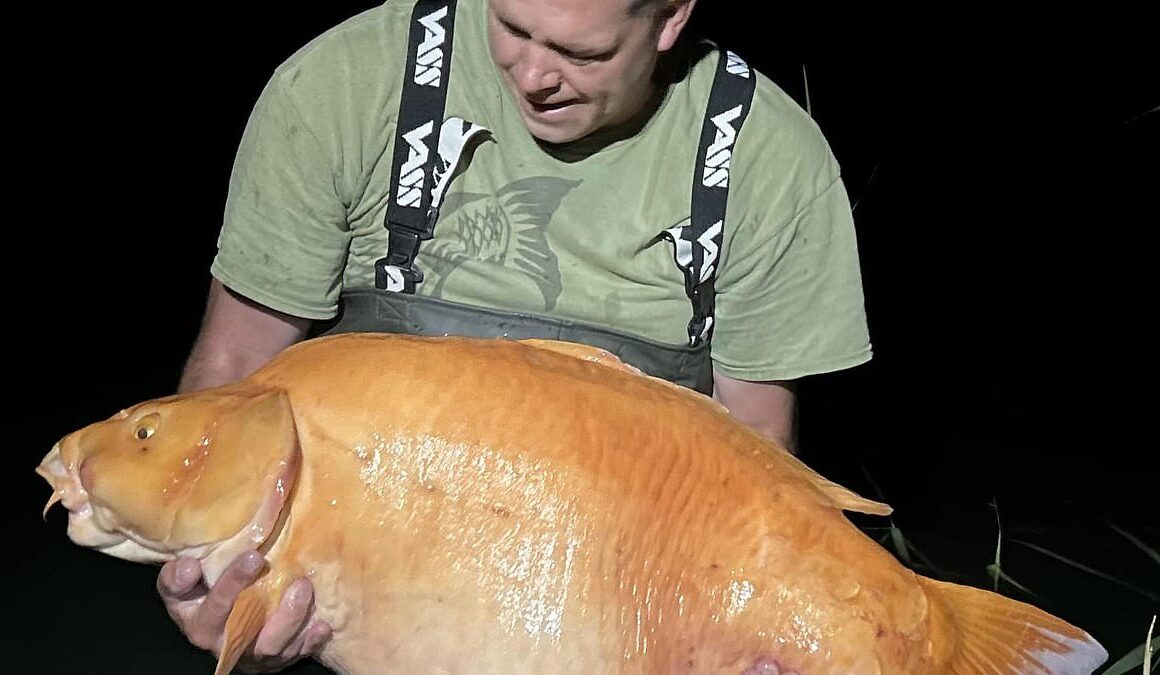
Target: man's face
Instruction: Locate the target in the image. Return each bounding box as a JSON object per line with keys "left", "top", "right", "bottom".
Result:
{"left": 487, "top": 0, "right": 685, "bottom": 144}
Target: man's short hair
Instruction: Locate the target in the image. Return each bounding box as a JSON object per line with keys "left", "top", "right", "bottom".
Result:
{"left": 627, "top": 0, "right": 673, "bottom": 17}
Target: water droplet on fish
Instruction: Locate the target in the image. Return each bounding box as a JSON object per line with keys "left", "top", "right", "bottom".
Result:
{"left": 836, "top": 580, "right": 861, "bottom": 600}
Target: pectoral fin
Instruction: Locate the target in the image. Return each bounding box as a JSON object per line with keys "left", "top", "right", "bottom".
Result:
{"left": 214, "top": 585, "right": 270, "bottom": 675}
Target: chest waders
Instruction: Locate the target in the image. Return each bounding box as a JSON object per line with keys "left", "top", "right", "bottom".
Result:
{"left": 317, "top": 0, "right": 756, "bottom": 395}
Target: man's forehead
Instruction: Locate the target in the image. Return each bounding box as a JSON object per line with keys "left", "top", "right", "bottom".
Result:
{"left": 489, "top": 0, "right": 639, "bottom": 24}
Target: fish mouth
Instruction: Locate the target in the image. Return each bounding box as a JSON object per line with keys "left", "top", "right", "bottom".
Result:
{"left": 37, "top": 441, "right": 126, "bottom": 550}
{"left": 36, "top": 449, "right": 64, "bottom": 519}
{"left": 37, "top": 443, "right": 86, "bottom": 518}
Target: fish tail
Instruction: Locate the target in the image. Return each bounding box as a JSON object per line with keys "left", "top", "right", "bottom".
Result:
{"left": 918, "top": 576, "right": 1108, "bottom": 674}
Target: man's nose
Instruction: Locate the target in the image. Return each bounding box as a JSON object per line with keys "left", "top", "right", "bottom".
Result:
{"left": 514, "top": 45, "right": 562, "bottom": 96}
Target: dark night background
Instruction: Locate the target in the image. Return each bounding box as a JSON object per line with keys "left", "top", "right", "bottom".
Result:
{"left": 7, "top": 3, "right": 1156, "bottom": 672}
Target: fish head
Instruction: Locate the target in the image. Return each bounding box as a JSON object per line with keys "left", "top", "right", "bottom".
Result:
{"left": 37, "top": 385, "right": 300, "bottom": 569}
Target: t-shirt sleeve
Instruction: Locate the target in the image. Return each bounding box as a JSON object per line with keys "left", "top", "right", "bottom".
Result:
{"left": 711, "top": 147, "right": 872, "bottom": 382}
{"left": 210, "top": 75, "right": 351, "bottom": 320}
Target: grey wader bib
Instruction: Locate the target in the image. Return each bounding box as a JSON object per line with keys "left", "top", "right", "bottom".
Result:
{"left": 317, "top": 0, "right": 757, "bottom": 396}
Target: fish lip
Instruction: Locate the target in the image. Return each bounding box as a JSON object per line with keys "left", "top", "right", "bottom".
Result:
{"left": 35, "top": 443, "right": 66, "bottom": 482}
{"left": 36, "top": 443, "right": 68, "bottom": 519}
{"left": 37, "top": 440, "right": 114, "bottom": 545}
{"left": 37, "top": 449, "right": 91, "bottom": 514}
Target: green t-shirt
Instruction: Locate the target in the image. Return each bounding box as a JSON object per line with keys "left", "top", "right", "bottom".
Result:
{"left": 212, "top": 0, "right": 872, "bottom": 381}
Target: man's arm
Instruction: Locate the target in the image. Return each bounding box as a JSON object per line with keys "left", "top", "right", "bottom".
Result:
{"left": 179, "top": 279, "right": 313, "bottom": 392}
{"left": 713, "top": 370, "right": 797, "bottom": 453}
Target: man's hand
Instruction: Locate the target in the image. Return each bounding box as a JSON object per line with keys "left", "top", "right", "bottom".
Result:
{"left": 157, "top": 551, "right": 332, "bottom": 673}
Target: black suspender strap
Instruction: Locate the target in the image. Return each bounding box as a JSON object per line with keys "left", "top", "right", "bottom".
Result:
{"left": 375, "top": 0, "right": 459, "bottom": 293}
{"left": 663, "top": 49, "right": 757, "bottom": 346}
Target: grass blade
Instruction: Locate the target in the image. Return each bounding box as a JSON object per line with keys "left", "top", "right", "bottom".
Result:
{"left": 1124, "top": 105, "right": 1159, "bottom": 125}
{"left": 1011, "top": 539, "right": 1160, "bottom": 602}
{"left": 991, "top": 499, "right": 1003, "bottom": 592}
{"left": 904, "top": 538, "right": 940, "bottom": 572}
{"left": 889, "top": 524, "right": 912, "bottom": 566}
{"left": 852, "top": 163, "right": 880, "bottom": 213}
{"left": 1147, "top": 614, "right": 1155, "bottom": 672}
{"left": 801, "top": 64, "right": 812, "bottom": 116}
{"left": 1100, "top": 644, "right": 1145, "bottom": 675}
{"left": 1102, "top": 616, "right": 1156, "bottom": 675}
{"left": 985, "top": 563, "right": 1038, "bottom": 598}
{"left": 1107, "top": 522, "right": 1160, "bottom": 566}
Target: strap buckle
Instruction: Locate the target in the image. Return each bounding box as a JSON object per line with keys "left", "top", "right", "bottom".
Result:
{"left": 375, "top": 226, "right": 428, "bottom": 293}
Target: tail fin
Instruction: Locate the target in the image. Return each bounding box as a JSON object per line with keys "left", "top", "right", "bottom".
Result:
{"left": 919, "top": 576, "right": 1108, "bottom": 674}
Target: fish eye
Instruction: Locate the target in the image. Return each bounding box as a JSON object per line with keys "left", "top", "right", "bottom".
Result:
{"left": 132, "top": 413, "right": 161, "bottom": 441}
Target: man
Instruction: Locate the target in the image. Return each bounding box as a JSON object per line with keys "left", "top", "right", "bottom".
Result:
{"left": 158, "top": 0, "right": 872, "bottom": 669}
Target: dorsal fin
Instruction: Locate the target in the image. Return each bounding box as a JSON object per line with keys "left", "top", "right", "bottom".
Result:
{"left": 813, "top": 475, "right": 893, "bottom": 516}
{"left": 774, "top": 450, "right": 893, "bottom": 516}
{"left": 517, "top": 339, "right": 646, "bottom": 377}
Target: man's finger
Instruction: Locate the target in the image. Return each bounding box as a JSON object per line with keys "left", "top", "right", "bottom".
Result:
{"left": 255, "top": 618, "right": 332, "bottom": 670}
{"left": 252, "top": 577, "right": 315, "bottom": 657}
{"left": 157, "top": 558, "right": 204, "bottom": 603}
{"left": 299, "top": 620, "right": 333, "bottom": 657}
{"left": 193, "top": 551, "right": 267, "bottom": 642}
{"left": 247, "top": 619, "right": 313, "bottom": 672}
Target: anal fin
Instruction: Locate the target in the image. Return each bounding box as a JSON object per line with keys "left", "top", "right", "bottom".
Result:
{"left": 213, "top": 586, "right": 270, "bottom": 675}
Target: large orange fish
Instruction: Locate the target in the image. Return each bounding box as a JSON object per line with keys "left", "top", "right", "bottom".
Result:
{"left": 37, "top": 333, "right": 1107, "bottom": 674}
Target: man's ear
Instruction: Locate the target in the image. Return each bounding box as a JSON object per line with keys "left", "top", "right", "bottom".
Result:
{"left": 657, "top": 0, "right": 697, "bottom": 53}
